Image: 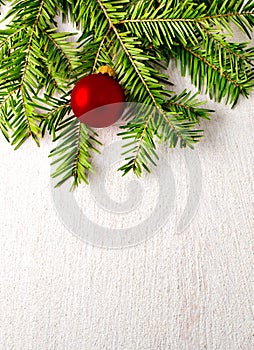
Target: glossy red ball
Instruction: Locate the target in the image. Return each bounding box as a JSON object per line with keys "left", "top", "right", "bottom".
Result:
{"left": 71, "top": 73, "right": 125, "bottom": 128}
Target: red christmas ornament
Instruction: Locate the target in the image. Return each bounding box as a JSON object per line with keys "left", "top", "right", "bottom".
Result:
{"left": 71, "top": 66, "right": 125, "bottom": 128}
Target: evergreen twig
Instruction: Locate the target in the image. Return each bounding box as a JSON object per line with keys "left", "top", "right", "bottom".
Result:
{"left": 0, "top": 0, "right": 253, "bottom": 187}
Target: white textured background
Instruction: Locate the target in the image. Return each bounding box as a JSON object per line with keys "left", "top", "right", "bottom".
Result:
{"left": 0, "top": 4, "right": 254, "bottom": 350}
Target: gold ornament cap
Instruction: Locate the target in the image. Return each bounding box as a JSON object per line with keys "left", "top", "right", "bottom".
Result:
{"left": 97, "top": 65, "right": 116, "bottom": 78}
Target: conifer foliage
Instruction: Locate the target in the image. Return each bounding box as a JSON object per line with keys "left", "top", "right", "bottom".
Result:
{"left": 0, "top": 0, "right": 253, "bottom": 187}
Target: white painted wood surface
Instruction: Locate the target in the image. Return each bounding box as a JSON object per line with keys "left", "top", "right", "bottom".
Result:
{"left": 0, "top": 5, "right": 253, "bottom": 350}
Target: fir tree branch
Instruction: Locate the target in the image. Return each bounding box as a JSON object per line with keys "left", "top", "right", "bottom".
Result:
{"left": 183, "top": 46, "right": 242, "bottom": 88}
{"left": 10, "top": 0, "right": 45, "bottom": 147}
{"left": 39, "top": 28, "right": 82, "bottom": 89}
{"left": 20, "top": 0, "right": 45, "bottom": 87}
{"left": 173, "top": 41, "right": 254, "bottom": 106}
{"left": 197, "top": 22, "right": 250, "bottom": 62}
{"left": 0, "top": 26, "right": 26, "bottom": 51}
{"left": 165, "top": 90, "right": 213, "bottom": 122}
{"left": 0, "top": 0, "right": 54, "bottom": 146}
{"left": 157, "top": 115, "right": 203, "bottom": 148}
{"left": 92, "top": 27, "right": 112, "bottom": 72}
{"left": 96, "top": 0, "right": 203, "bottom": 176}
{"left": 15, "top": 0, "right": 46, "bottom": 145}
{"left": 201, "top": 11, "right": 253, "bottom": 21}
{"left": 41, "top": 29, "right": 73, "bottom": 72}
{"left": 50, "top": 117, "right": 101, "bottom": 189}
{"left": 0, "top": 0, "right": 81, "bottom": 146}
{"left": 119, "top": 12, "right": 254, "bottom": 23}
{"left": 119, "top": 0, "right": 253, "bottom": 106}
{"left": 0, "top": 0, "right": 253, "bottom": 187}
{"left": 37, "top": 57, "right": 63, "bottom": 94}
{"left": 118, "top": 1, "right": 254, "bottom": 46}
{"left": 35, "top": 96, "right": 71, "bottom": 138}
